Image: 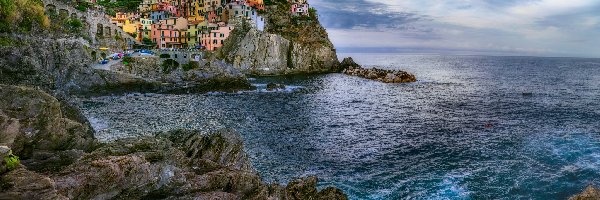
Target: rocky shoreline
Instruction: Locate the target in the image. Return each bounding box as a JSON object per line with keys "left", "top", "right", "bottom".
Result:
{"left": 0, "top": 84, "right": 347, "bottom": 199}
{"left": 340, "top": 57, "right": 417, "bottom": 83}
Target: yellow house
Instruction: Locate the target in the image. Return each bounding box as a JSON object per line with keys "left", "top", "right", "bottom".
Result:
{"left": 123, "top": 22, "right": 140, "bottom": 35}
{"left": 186, "top": 21, "right": 203, "bottom": 47}
{"left": 193, "top": 0, "right": 205, "bottom": 16}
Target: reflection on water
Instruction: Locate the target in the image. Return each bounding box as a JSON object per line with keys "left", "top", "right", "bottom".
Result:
{"left": 81, "top": 54, "right": 600, "bottom": 199}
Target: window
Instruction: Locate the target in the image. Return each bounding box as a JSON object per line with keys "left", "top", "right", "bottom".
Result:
{"left": 220, "top": 40, "right": 223, "bottom": 44}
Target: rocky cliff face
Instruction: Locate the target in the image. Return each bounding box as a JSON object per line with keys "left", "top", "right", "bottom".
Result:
{"left": 217, "top": 2, "right": 341, "bottom": 75}
{"left": 0, "top": 35, "right": 157, "bottom": 95}
{"left": 0, "top": 84, "right": 97, "bottom": 172}
{"left": 0, "top": 85, "right": 348, "bottom": 199}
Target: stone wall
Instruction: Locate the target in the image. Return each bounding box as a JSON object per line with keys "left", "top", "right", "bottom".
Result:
{"left": 42, "top": 0, "right": 140, "bottom": 47}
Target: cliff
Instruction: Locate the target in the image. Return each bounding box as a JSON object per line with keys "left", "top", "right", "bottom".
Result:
{"left": 216, "top": 1, "right": 341, "bottom": 75}
{"left": 0, "top": 85, "right": 348, "bottom": 199}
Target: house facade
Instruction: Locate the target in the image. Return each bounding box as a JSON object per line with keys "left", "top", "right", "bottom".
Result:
{"left": 200, "top": 24, "right": 233, "bottom": 51}
{"left": 151, "top": 17, "right": 189, "bottom": 48}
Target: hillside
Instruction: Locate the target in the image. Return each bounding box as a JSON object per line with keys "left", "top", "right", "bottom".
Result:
{"left": 216, "top": 0, "right": 342, "bottom": 75}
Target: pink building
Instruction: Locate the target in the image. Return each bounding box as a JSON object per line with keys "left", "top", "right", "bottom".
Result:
{"left": 151, "top": 18, "right": 188, "bottom": 49}
{"left": 165, "top": 4, "right": 178, "bottom": 16}
{"left": 291, "top": 3, "right": 309, "bottom": 16}
{"left": 200, "top": 25, "right": 233, "bottom": 51}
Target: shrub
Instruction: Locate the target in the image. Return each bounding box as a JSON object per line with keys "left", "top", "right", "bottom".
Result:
{"left": 100, "top": 52, "right": 107, "bottom": 58}
{"left": 3, "top": 154, "right": 20, "bottom": 171}
{"left": 162, "top": 59, "right": 179, "bottom": 73}
{"left": 122, "top": 56, "right": 133, "bottom": 64}
{"left": 67, "top": 18, "right": 83, "bottom": 32}
{"left": 182, "top": 62, "right": 199, "bottom": 71}
{"left": 0, "top": 0, "right": 50, "bottom": 33}
{"left": 159, "top": 54, "right": 171, "bottom": 58}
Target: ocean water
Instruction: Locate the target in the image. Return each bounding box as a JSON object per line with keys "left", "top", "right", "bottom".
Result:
{"left": 80, "top": 54, "right": 600, "bottom": 199}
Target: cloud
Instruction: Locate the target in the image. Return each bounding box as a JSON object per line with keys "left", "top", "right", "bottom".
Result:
{"left": 311, "top": 0, "right": 600, "bottom": 57}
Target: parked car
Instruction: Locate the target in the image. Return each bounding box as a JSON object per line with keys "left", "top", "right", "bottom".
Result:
{"left": 140, "top": 50, "right": 155, "bottom": 54}
{"left": 99, "top": 59, "right": 109, "bottom": 64}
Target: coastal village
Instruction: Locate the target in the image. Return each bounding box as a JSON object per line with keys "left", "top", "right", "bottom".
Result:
{"left": 104, "top": 0, "right": 310, "bottom": 50}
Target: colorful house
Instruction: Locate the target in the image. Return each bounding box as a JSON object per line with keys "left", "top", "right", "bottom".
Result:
{"left": 291, "top": 3, "right": 309, "bottom": 16}
{"left": 247, "top": 0, "right": 264, "bottom": 10}
{"left": 151, "top": 17, "right": 189, "bottom": 49}
{"left": 140, "top": 18, "right": 153, "bottom": 39}
{"left": 200, "top": 24, "right": 233, "bottom": 51}
{"left": 111, "top": 12, "right": 130, "bottom": 27}
{"left": 123, "top": 22, "right": 140, "bottom": 35}
{"left": 227, "top": 0, "right": 253, "bottom": 19}
{"left": 151, "top": 10, "right": 170, "bottom": 22}
{"left": 186, "top": 20, "right": 203, "bottom": 48}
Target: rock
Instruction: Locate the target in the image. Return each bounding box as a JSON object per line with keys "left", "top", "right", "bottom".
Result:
{"left": 47, "top": 129, "right": 347, "bottom": 199}
{"left": 343, "top": 65, "right": 417, "bottom": 83}
{"left": 0, "top": 84, "right": 97, "bottom": 172}
{"left": 339, "top": 57, "right": 361, "bottom": 71}
{"left": 570, "top": 186, "right": 600, "bottom": 200}
{"left": 317, "top": 187, "right": 349, "bottom": 200}
{"left": 0, "top": 146, "right": 10, "bottom": 158}
{"left": 267, "top": 83, "right": 286, "bottom": 91}
{"left": 217, "top": 16, "right": 339, "bottom": 75}
{"left": 0, "top": 168, "right": 67, "bottom": 200}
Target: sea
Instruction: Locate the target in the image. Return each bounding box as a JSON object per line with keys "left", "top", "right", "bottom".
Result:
{"left": 80, "top": 54, "right": 600, "bottom": 199}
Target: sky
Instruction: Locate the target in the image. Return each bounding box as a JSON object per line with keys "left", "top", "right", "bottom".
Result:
{"left": 310, "top": 0, "right": 600, "bottom": 57}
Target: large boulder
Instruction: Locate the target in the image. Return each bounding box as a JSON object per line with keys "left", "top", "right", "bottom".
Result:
{"left": 0, "top": 85, "right": 97, "bottom": 171}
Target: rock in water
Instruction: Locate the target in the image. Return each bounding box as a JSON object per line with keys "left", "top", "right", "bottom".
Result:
{"left": 570, "top": 186, "right": 600, "bottom": 200}
{"left": 341, "top": 58, "right": 417, "bottom": 83}
{"left": 339, "top": 57, "right": 361, "bottom": 70}
{"left": 267, "top": 83, "right": 286, "bottom": 91}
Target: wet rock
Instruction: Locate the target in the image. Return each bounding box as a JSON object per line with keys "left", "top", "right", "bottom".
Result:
{"left": 343, "top": 64, "right": 417, "bottom": 83}
{"left": 570, "top": 186, "right": 600, "bottom": 200}
{"left": 267, "top": 83, "right": 286, "bottom": 91}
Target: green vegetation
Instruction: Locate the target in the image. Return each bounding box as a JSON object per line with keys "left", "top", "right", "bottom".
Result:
{"left": 122, "top": 56, "right": 133, "bottom": 65}
{"left": 142, "top": 37, "right": 156, "bottom": 47}
{"left": 101, "top": 52, "right": 107, "bottom": 59}
{"left": 308, "top": 8, "right": 317, "bottom": 20}
{"left": 3, "top": 154, "right": 20, "bottom": 171}
{"left": 75, "top": 2, "right": 92, "bottom": 12}
{"left": 182, "top": 62, "right": 199, "bottom": 71}
{"left": 0, "top": 36, "right": 16, "bottom": 46}
{"left": 162, "top": 59, "right": 179, "bottom": 73}
{"left": 66, "top": 18, "right": 83, "bottom": 33}
{"left": 97, "top": 0, "right": 142, "bottom": 12}
{"left": 0, "top": 0, "right": 50, "bottom": 33}
{"left": 105, "top": 8, "right": 116, "bottom": 16}
{"left": 159, "top": 54, "right": 171, "bottom": 58}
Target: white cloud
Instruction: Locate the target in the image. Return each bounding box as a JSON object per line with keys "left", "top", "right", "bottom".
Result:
{"left": 316, "top": 0, "right": 600, "bottom": 57}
